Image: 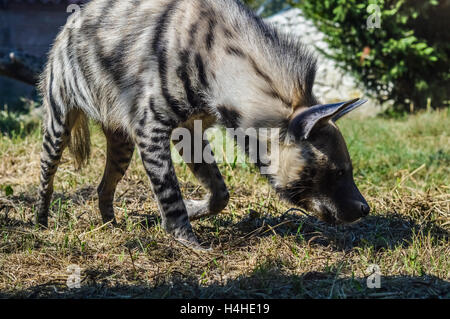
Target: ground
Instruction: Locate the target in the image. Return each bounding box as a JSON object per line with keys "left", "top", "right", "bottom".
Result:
{"left": 0, "top": 108, "right": 449, "bottom": 298}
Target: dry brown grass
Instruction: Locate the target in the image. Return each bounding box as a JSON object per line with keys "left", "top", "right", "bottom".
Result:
{"left": 0, "top": 111, "right": 449, "bottom": 299}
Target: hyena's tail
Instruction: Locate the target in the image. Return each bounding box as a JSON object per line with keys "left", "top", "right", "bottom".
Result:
{"left": 68, "top": 110, "right": 91, "bottom": 170}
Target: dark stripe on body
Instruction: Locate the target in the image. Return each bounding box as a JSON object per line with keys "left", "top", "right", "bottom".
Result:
{"left": 47, "top": 65, "right": 63, "bottom": 127}
{"left": 88, "top": 0, "right": 149, "bottom": 120}
{"left": 176, "top": 50, "right": 208, "bottom": 110}
{"left": 152, "top": 0, "right": 189, "bottom": 121}
{"left": 64, "top": 29, "right": 90, "bottom": 108}
{"left": 249, "top": 57, "right": 290, "bottom": 106}
{"left": 226, "top": 46, "right": 245, "bottom": 58}
{"left": 222, "top": 27, "right": 234, "bottom": 39}
{"left": 205, "top": 17, "right": 216, "bottom": 51}
{"left": 189, "top": 22, "right": 199, "bottom": 47}
{"left": 149, "top": 97, "right": 178, "bottom": 127}
{"left": 234, "top": 0, "right": 279, "bottom": 43}
{"left": 195, "top": 53, "right": 209, "bottom": 89}
{"left": 217, "top": 105, "right": 241, "bottom": 128}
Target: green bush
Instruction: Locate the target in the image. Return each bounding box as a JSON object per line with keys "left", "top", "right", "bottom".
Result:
{"left": 0, "top": 99, "right": 41, "bottom": 137}
{"left": 290, "top": 0, "right": 450, "bottom": 111}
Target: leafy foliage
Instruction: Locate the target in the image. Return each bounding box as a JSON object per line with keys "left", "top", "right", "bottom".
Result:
{"left": 290, "top": 0, "right": 450, "bottom": 111}
{"left": 0, "top": 99, "right": 41, "bottom": 137}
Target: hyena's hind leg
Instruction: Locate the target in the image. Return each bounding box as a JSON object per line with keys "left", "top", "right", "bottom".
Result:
{"left": 37, "top": 109, "right": 79, "bottom": 227}
{"left": 97, "top": 129, "right": 135, "bottom": 224}
{"left": 177, "top": 136, "right": 229, "bottom": 221}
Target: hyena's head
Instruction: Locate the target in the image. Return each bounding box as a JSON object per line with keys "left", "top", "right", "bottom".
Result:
{"left": 270, "top": 99, "right": 370, "bottom": 224}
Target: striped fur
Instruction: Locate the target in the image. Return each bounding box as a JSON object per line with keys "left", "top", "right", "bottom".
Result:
{"left": 37, "top": 0, "right": 322, "bottom": 245}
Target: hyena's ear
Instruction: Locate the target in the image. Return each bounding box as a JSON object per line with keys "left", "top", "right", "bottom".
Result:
{"left": 288, "top": 98, "right": 367, "bottom": 140}
{"left": 332, "top": 98, "right": 368, "bottom": 122}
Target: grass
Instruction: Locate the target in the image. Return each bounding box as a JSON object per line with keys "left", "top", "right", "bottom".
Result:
{"left": 0, "top": 108, "right": 449, "bottom": 299}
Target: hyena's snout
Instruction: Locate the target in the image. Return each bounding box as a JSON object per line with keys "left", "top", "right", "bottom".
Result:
{"left": 333, "top": 182, "right": 370, "bottom": 223}
{"left": 289, "top": 179, "right": 370, "bottom": 225}
{"left": 341, "top": 196, "right": 370, "bottom": 222}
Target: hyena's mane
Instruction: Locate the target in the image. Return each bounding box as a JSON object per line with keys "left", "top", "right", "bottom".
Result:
{"left": 221, "top": 0, "right": 318, "bottom": 108}
{"left": 193, "top": 0, "right": 319, "bottom": 137}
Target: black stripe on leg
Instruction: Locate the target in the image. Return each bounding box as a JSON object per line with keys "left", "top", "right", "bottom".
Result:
{"left": 140, "top": 152, "right": 164, "bottom": 168}
{"left": 42, "top": 142, "right": 62, "bottom": 162}
{"left": 164, "top": 208, "right": 187, "bottom": 221}
{"left": 159, "top": 192, "right": 181, "bottom": 206}
{"left": 146, "top": 144, "right": 163, "bottom": 153}
{"left": 151, "top": 135, "right": 165, "bottom": 144}
{"left": 151, "top": 127, "right": 172, "bottom": 136}
{"left": 135, "top": 128, "right": 148, "bottom": 139}
{"left": 40, "top": 160, "right": 56, "bottom": 172}
{"left": 139, "top": 109, "right": 148, "bottom": 127}
{"left": 44, "top": 134, "right": 60, "bottom": 153}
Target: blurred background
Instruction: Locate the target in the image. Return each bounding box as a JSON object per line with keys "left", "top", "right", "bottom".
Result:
{"left": 0, "top": 0, "right": 449, "bottom": 135}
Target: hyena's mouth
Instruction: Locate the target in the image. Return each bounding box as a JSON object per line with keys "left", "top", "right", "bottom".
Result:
{"left": 317, "top": 206, "right": 339, "bottom": 225}
{"left": 312, "top": 201, "right": 353, "bottom": 225}
{"left": 319, "top": 206, "right": 364, "bottom": 225}
{"left": 293, "top": 199, "right": 339, "bottom": 225}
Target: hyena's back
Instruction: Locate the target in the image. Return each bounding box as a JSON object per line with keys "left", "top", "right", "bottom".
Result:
{"left": 40, "top": 0, "right": 243, "bottom": 131}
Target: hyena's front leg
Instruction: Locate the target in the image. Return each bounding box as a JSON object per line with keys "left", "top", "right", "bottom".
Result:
{"left": 134, "top": 124, "right": 199, "bottom": 246}
{"left": 97, "top": 129, "right": 135, "bottom": 224}
{"left": 177, "top": 137, "right": 229, "bottom": 221}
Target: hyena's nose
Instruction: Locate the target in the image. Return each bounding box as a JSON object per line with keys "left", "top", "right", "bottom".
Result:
{"left": 360, "top": 203, "right": 370, "bottom": 217}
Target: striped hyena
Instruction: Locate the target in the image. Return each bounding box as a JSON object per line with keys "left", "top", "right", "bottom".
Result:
{"left": 37, "top": 0, "right": 369, "bottom": 248}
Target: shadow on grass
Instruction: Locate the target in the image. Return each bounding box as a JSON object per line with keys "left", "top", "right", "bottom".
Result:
{"left": 1, "top": 188, "right": 449, "bottom": 254}
{"left": 0, "top": 269, "right": 448, "bottom": 299}
{"left": 1, "top": 189, "right": 449, "bottom": 299}
{"left": 214, "top": 210, "right": 450, "bottom": 252}
{"left": 0, "top": 186, "right": 98, "bottom": 227}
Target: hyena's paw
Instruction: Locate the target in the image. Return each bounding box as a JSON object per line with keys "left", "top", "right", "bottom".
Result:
{"left": 185, "top": 199, "right": 212, "bottom": 220}
{"left": 165, "top": 222, "right": 211, "bottom": 251}
{"left": 98, "top": 203, "right": 118, "bottom": 226}
{"left": 36, "top": 214, "right": 49, "bottom": 229}
{"left": 185, "top": 192, "right": 229, "bottom": 221}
